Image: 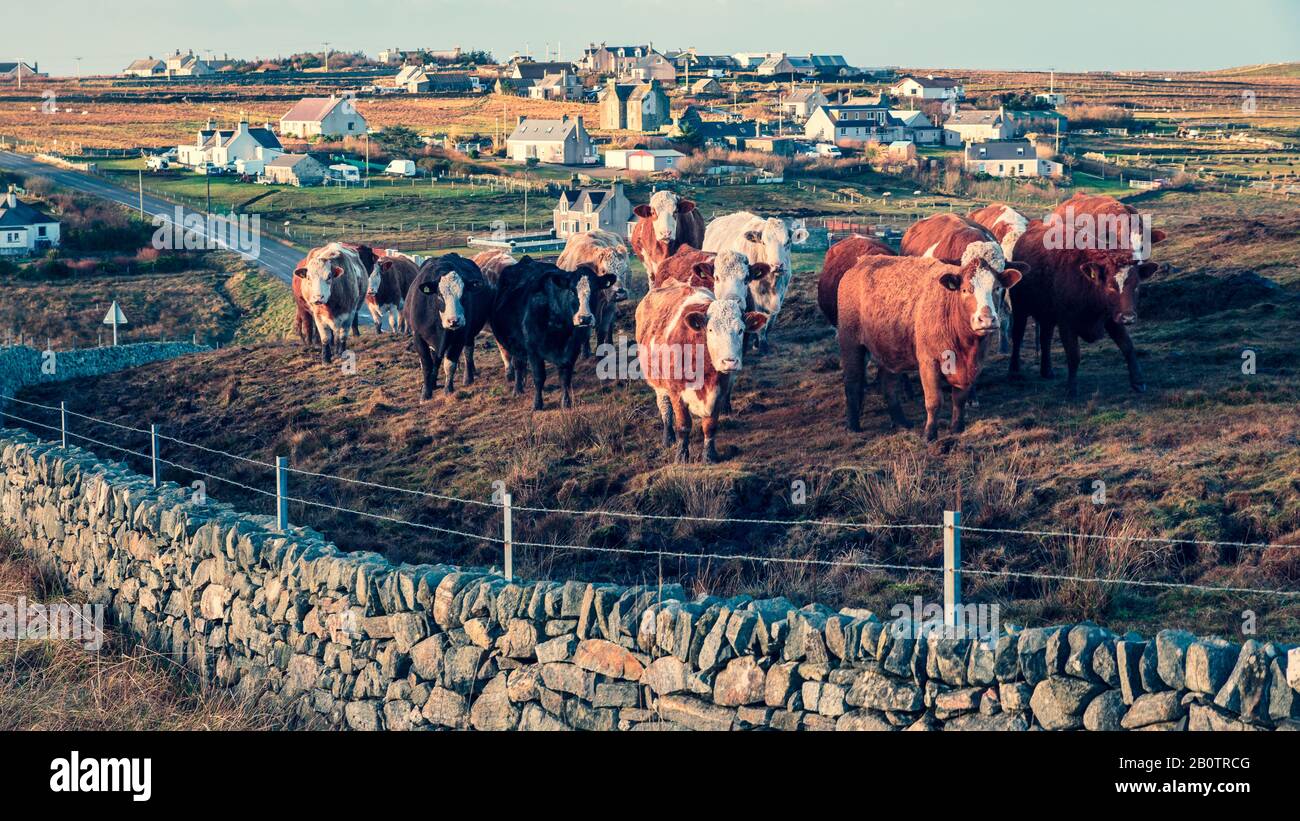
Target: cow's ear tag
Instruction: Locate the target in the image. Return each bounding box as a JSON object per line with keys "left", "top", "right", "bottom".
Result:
{"left": 420, "top": 283, "right": 435, "bottom": 294}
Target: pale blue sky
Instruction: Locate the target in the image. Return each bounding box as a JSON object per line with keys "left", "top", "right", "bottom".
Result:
{"left": 8, "top": 0, "right": 1299, "bottom": 77}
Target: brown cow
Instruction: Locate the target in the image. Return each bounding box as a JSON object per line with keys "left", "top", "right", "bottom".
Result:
{"left": 652, "top": 246, "right": 770, "bottom": 301}
{"left": 1009, "top": 194, "right": 1166, "bottom": 397}
{"left": 366, "top": 253, "right": 419, "bottom": 333}
{"left": 837, "top": 245, "right": 1022, "bottom": 440}
{"left": 472, "top": 249, "right": 517, "bottom": 288}
{"left": 635, "top": 283, "right": 767, "bottom": 462}
{"left": 291, "top": 256, "right": 318, "bottom": 346}
{"left": 817, "top": 234, "right": 895, "bottom": 326}
{"left": 968, "top": 203, "right": 1031, "bottom": 261}
{"left": 630, "top": 190, "right": 705, "bottom": 286}
{"left": 294, "top": 242, "right": 368, "bottom": 364}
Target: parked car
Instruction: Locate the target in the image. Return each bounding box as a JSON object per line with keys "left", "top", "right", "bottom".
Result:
{"left": 145, "top": 156, "right": 171, "bottom": 171}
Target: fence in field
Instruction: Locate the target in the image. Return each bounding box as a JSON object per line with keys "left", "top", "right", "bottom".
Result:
{"left": 2, "top": 394, "right": 1297, "bottom": 632}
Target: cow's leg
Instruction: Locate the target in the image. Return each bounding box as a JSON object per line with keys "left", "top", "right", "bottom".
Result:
{"left": 670, "top": 394, "right": 691, "bottom": 462}
{"left": 351, "top": 309, "right": 360, "bottom": 336}
{"left": 1106, "top": 320, "right": 1145, "bottom": 393}
{"left": 702, "top": 411, "right": 721, "bottom": 463}
{"left": 463, "top": 338, "right": 477, "bottom": 386}
{"left": 320, "top": 325, "right": 335, "bottom": 365}
{"left": 441, "top": 340, "right": 461, "bottom": 394}
{"left": 368, "top": 302, "right": 383, "bottom": 333}
{"left": 529, "top": 354, "right": 546, "bottom": 410}
{"left": 950, "top": 385, "right": 973, "bottom": 436}
{"left": 1038, "top": 317, "right": 1056, "bottom": 379}
{"left": 559, "top": 362, "right": 575, "bottom": 409}
{"left": 1009, "top": 309, "right": 1030, "bottom": 380}
{"left": 1061, "top": 325, "right": 1082, "bottom": 399}
{"left": 414, "top": 335, "right": 436, "bottom": 401}
{"left": 881, "top": 370, "right": 912, "bottom": 430}
{"left": 918, "top": 361, "right": 946, "bottom": 442}
{"left": 757, "top": 319, "right": 773, "bottom": 355}
{"left": 840, "top": 337, "right": 867, "bottom": 432}
{"left": 513, "top": 360, "right": 526, "bottom": 395}
{"left": 499, "top": 343, "right": 515, "bottom": 385}
{"left": 656, "top": 390, "right": 675, "bottom": 446}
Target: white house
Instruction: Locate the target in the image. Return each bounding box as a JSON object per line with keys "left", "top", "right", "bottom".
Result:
{"left": 944, "top": 107, "right": 1012, "bottom": 146}
{"left": 1035, "top": 91, "right": 1066, "bottom": 106}
{"left": 122, "top": 57, "right": 166, "bottom": 78}
{"left": 782, "top": 86, "right": 830, "bottom": 120}
{"left": 804, "top": 102, "right": 904, "bottom": 143}
{"left": 280, "top": 96, "right": 368, "bottom": 139}
{"left": 891, "top": 75, "right": 964, "bottom": 102}
{"left": 0, "top": 187, "right": 60, "bottom": 256}
{"left": 617, "top": 148, "right": 686, "bottom": 172}
{"left": 176, "top": 117, "right": 284, "bottom": 172}
{"left": 964, "top": 140, "right": 1062, "bottom": 178}
{"left": 624, "top": 52, "right": 677, "bottom": 85}
{"left": 506, "top": 115, "right": 598, "bottom": 165}
{"left": 163, "top": 50, "right": 210, "bottom": 77}
{"left": 889, "top": 109, "right": 942, "bottom": 144}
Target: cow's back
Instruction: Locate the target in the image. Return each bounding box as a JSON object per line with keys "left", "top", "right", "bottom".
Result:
{"left": 702, "top": 211, "right": 760, "bottom": 254}
{"left": 653, "top": 246, "right": 713, "bottom": 289}
{"left": 818, "top": 235, "right": 894, "bottom": 326}
{"left": 839, "top": 255, "right": 952, "bottom": 373}
{"left": 473, "top": 249, "right": 517, "bottom": 287}
{"left": 901, "top": 213, "right": 993, "bottom": 263}
{"left": 678, "top": 208, "right": 706, "bottom": 249}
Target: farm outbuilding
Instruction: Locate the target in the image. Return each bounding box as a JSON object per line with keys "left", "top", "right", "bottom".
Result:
{"left": 263, "top": 154, "right": 327, "bottom": 186}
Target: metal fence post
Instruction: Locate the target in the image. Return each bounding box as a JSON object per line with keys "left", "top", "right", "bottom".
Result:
{"left": 276, "top": 456, "right": 289, "bottom": 531}
{"left": 59, "top": 401, "right": 67, "bottom": 448}
{"left": 503, "top": 492, "right": 513, "bottom": 582}
{"left": 150, "top": 423, "right": 159, "bottom": 487}
{"left": 943, "top": 510, "right": 962, "bottom": 628}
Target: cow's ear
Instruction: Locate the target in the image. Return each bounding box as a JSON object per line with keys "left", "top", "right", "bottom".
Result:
{"left": 1149, "top": 229, "right": 1167, "bottom": 245}
{"left": 743, "top": 311, "right": 769, "bottom": 333}
{"left": 633, "top": 204, "right": 653, "bottom": 219}
{"left": 293, "top": 266, "right": 308, "bottom": 278}
{"left": 747, "top": 262, "right": 772, "bottom": 282}
{"left": 1136, "top": 261, "right": 1159, "bottom": 280}
{"left": 596, "top": 274, "right": 618, "bottom": 290}
{"left": 678, "top": 199, "right": 696, "bottom": 214}
{"left": 331, "top": 265, "right": 344, "bottom": 279}
{"left": 692, "top": 261, "right": 714, "bottom": 279}
{"left": 997, "top": 267, "right": 1023, "bottom": 289}
{"left": 683, "top": 311, "right": 708, "bottom": 331}
{"left": 518, "top": 254, "right": 533, "bottom": 264}
{"left": 743, "top": 230, "right": 763, "bottom": 243}
{"left": 1079, "top": 262, "right": 1105, "bottom": 281}
{"left": 939, "top": 273, "right": 962, "bottom": 291}
{"left": 791, "top": 226, "right": 810, "bottom": 244}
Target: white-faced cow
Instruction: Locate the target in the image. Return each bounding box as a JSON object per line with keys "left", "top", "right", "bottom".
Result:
{"left": 635, "top": 284, "right": 768, "bottom": 462}
{"left": 366, "top": 252, "right": 419, "bottom": 333}
{"left": 403, "top": 253, "right": 495, "bottom": 399}
{"left": 294, "top": 242, "right": 367, "bottom": 364}
{"left": 652, "top": 247, "right": 770, "bottom": 304}
{"left": 702, "top": 211, "right": 808, "bottom": 353}
{"left": 837, "top": 243, "right": 1022, "bottom": 441}
{"left": 629, "top": 190, "right": 705, "bottom": 286}
{"left": 489, "top": 256, "right": 616, "bottom": 410}
{"left": 1009, "top": 193, "right": 1166, "bottom": 397}
{"left": 556, "top": 229, "right": 630, "bottom": 348}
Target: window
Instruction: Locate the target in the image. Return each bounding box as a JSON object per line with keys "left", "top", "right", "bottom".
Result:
{"left": 37, "top": 226, "right": 47, "bottom": 236}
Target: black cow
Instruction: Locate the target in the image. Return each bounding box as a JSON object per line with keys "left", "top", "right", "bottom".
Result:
{"left": 403, "top": 253, "right": 494, "bottom": 399}
{"left": 489, "top": 256, "right": 616, "bottom": 410}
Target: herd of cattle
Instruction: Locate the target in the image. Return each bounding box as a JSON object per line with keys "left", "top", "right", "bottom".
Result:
{"left": 290, "top": 190, "right": 1166, "bottom": 460}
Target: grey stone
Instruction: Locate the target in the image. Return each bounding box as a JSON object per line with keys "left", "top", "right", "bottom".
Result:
{"left": 714, "top": 656, "right": 766, "bottom": 706}
{"left": 1122, "top": 691, "right": 1187, "bottom": 729}
{"left": 765, "top": 661, "right": 801, "bottom": 708}
{"left": 1155, "top": 629, "right": 1196, "bottom": 690}
{"left": 1214, "top": 640, "right": 1272, "bottom": 722}
{"left": 1029, "top": 677, "right": 1104, "bottom": 730}
{"left": 846, "top": 668, "right": 924, "bottom": 713}
{"left": 835, "top": 710, "right": 893, "bottom": 731}
{"left": 1185, "top": 638, "right": 1239, "bottom": 694}
{"left": 641, "top": 656, "right": 690, "bottom": 696}
{"left": 655, "top": 694, "right": 734, "bottom": 731}
{"left": 1083, "top": 689, "right": 1126, "bottom": 731}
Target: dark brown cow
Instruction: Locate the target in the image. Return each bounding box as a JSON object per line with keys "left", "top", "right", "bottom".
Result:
{"left": 629, "top": 190, "right": 705, "bottom": 286}
{"left": 837, "top": 249, "right": 1021, "bottom": 440}
{"left": 817, "top": 234, "right": 895, "bottom": 326}
{"left": 366, "top": 253, "right": 418, "bottom": 333}
{"left": 635, "top": 283, "right": 767, "bottom": 462}
{"left": 1009, "top": 194, "right": 1166, "bottom": 397}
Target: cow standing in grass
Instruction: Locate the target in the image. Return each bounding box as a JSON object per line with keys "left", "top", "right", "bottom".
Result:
{"left": 366, "top": 253, "right": 419, "bottom": 333}
{"left": 489, "top": 256, "right": 616, "bottom": 410}
{"left": 702, "top": 211, "right": 808, "bottom": 353}
{"left": 403, "top": 253, "right": 494, "bottom": 399}
{"left": 837, "top": 243, "right": 1022, "bottom": 440}
{"left": 294, "top": 242, "right": 367, "bottom": 364}
{"left": 817, "top": 234, "right": 896, "bottom": 326}
{"left": 1009, "top": 194, "right": 1166, "bottom": 397}
{"left": 636, "top": 284, "right": 768, "bottom": 462}
{"left": 629, "top": 190, "right": 705, "bottom": 286}
{"left": 556, "top": 229, "right": 631, "bottom": 348}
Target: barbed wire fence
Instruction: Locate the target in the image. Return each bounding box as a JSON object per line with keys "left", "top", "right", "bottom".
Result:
{"left": 2, "top": 395, "right": 1298, "bottom": 632}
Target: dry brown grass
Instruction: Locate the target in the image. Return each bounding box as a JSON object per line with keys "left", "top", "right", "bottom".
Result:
{"left": 0, "top": 528, "right": 286, "bottom": 730}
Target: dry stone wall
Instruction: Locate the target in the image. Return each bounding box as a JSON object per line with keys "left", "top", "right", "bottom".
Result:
{"left": 1, "top": 427, "right": 1298, "bottom": 731}
{"left": 0, "top": 342, "right": 207, "bottom": 403}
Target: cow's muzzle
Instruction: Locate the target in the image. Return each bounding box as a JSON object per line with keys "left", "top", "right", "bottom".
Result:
{"left": 717, "top": 357, "right": 741, "bottom": 373}
{"left": 1116, "top": 312, "right": 1137, "bottom": 326}
{"left": 574, "top": 314, "right": 594, "bottom": 328}
{"left": 613, "top": 288, "right": 628, "bottom": 301}
{"left": 442, "top": 317, "right": 464, "bottom": 330}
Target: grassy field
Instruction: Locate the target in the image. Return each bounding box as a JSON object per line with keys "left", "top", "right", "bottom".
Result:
{"left": 0, "top": 252, "right": 293, "bottom": 349}
{"left": 10, "top": 186, "right": 1300, "bottom": 643}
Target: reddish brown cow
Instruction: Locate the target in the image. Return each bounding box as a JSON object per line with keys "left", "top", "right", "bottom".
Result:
{"left": 837, "top": 250, "right": 1022, "bottom": 440}
{"left": 817, "top": 235, "right": 895, "bottom": 326}
{"left": 1009, "top": 194, "right": 1166, "bottom": 397}
{"left": 635, "top": 283, "right": 767, "bottom": 462}
{"left": 968, "top": 203, "right": 1031, "bottom": 261}
{"left": 652, "top": 246, "right": 770, "bottom": 299}
{"left": 291, "top": 256, "right": 318, "bottom": 346}
{"left": 629, "top": 190, "right": 706, "bottom": 286}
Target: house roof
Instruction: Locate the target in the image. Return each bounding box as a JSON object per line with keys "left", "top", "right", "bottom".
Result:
{"left": 0, "top": 195, "right": 58, "bottom": 228}
{"left": 281, "top": 97, "right": 356, "bottom": 124}
{"left": 900, "top": 75, "right": 960, "bottom": 88}
{"left": 557, "top": 183, "right": 626, "bottom": 212}
{"left": 786, "top": 86, "right": 826, "bottom": 104}
{"left": 819, "top": 102, "right": 890, "bottom": 124}
{"left": 514, "top": 61, "right": 573, "bottom": 80}
{"left": 508, "top": 117, "right": 583, "bottom": 143}
{"left": 889, "top": 109, "right": 934, "bottom": 127}
{"left": 266, "top": 154, "right": 315, "bottom": 169}
{"left": 124, "top": 58, "right": 164, "bottom": 72}
{"left": 691, "top": 78, "right": 721, "bottom": 93}
{"left": 966, "top": 140, "right": 1035, "bottom": 161}
{"left": 395, "top": 65, "right": 427, "bottom": 84}
{"left": 946, "top": 108, "right": 1003, "bottom": 126}
{"left": 693, "top": 119, "right": 754, "bottom": 140}
{"left": 535, "top": 73, "right": 569, "bottom": 89}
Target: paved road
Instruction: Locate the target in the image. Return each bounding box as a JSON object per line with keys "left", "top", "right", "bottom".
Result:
{"left": 0, "top": 149, "right": 305, "bottom": 285}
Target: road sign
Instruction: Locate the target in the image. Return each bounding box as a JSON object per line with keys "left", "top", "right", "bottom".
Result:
{"left": 103, "top": 301, "right": 128, "bottom": 346}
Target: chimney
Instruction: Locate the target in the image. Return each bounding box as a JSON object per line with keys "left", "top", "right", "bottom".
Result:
{"left": 6, "top": 186, "right": 17, "bottom": 209}
{"left": 575, "top": 115, "right": 583, "bottom": 130}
